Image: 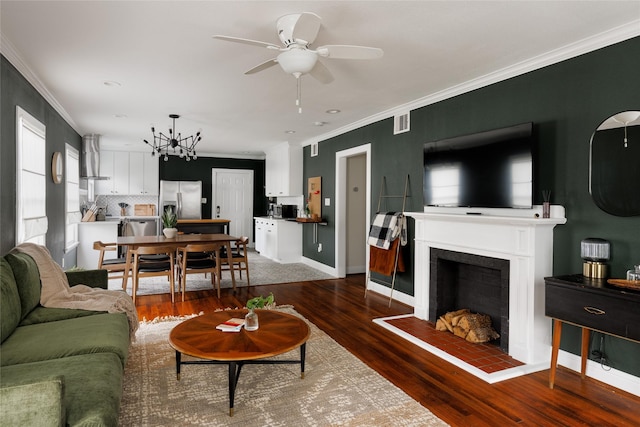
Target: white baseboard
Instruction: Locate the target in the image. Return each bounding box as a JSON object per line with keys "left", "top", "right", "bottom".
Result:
{"left": 366, "top": 279, "right": 414, "bottom": 307}
{"left": 346, "top": 265, "right": 366, "bottom": 274}
{"left": 300, "top": 256, "right": 338, "bottom": 277}
{"left": 558, "top": 350, "right": 640, "bottom": 397}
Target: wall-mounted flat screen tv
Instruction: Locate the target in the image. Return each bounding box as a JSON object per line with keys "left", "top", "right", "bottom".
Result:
{"left": 423, "top": 122, "right": 534, "bottom": 209}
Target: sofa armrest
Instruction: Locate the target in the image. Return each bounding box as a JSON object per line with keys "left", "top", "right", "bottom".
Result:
{"left": 65, "top": 269, "right": 108, "bottom": 289}
{"left": 0, "top": 377, "right": 65, "bottom": 426}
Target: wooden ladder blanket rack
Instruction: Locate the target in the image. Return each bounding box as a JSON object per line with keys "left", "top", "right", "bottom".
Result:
{"left": 366, "top": 175, "right": 409, "bottom": 306}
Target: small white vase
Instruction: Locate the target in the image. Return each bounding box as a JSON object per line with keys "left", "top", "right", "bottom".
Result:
{"left": 244, "top": 309, "right": 259, "bottom": 331}
{"left": 163, "top": 228, "right": 178, "bottom": 238}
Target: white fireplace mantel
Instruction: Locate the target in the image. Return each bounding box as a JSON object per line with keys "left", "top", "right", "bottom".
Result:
{"left": 406, "top": 206, "right": 566, "bottom": 366}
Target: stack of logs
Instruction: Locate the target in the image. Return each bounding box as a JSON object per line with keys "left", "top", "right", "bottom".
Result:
{"left": 435, "top": 308, "right": 500, "bottom": 343}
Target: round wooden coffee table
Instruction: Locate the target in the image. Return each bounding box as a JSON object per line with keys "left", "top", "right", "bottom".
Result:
{"left": 168, "top": 309, "right": 310, "bottom": 416}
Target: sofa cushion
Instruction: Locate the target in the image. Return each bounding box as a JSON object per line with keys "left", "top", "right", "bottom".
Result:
{"left": 0, "top": 376, "right": 65, "bottom": 427}
{"left": 0, "top": 352, "right": 123, "bottom": 427}
{"left": 1, "top": 258, "right": 21, "bottom": 343}
{"left": 0, "top": 313, "right": 130, "bottom": 368}
{"left": 66, "top": 269, "right": 108, "bottom": 289}
{"left": 5, "top": 252, "right": 42, "bottom": 320}
{"left": 20, "top": 306, "right": 106, "bottom": 326}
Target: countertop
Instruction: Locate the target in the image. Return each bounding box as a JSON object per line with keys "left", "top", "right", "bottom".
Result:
{"left": 104, "top": 216, "right": 159, "bottom": 221}
{"left": 254, "top": 216, "right": 297, "bottom": 221}
{"left": 176, "top": 219, "right": 230, "bottom": 224}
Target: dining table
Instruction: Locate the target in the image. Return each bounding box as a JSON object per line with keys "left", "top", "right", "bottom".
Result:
{"left": 116, "top": 233, "right": 239, "bottom": 293}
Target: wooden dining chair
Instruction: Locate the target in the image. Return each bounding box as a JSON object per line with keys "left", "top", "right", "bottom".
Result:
{"left": 177, "top": 243, "right": 224, "bottom": 301}
{"left": 221, "top": 236, "right": 250, "bottom": 287}
{"left": 93, "top": 241, "right": 130, "bottom": 284}
{"left": 130, "top": 245, "right": 176, "bottom": 304}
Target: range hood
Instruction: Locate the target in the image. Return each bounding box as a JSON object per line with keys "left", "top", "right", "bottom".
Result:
{"left": 81, "top": 134, "right": 110, "bottom": 180}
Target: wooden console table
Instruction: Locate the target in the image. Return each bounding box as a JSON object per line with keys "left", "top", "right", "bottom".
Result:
{"left": 544, "top": 274, "right": 640, "bottom": 389}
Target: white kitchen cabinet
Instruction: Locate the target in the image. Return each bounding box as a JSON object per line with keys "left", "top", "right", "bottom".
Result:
{"left": 254, "top": 217, "right": 301, "bottom": 263}
{"left": 142, "top": 154, "right": 159, "bottom": 195}
{"left": 77, "top": 221, "right": 119, "bottom": 269}
{"left": 265, "top": 142, "right": 302, "bottom": 197}
{"left": 128, "top": 152, "right": 159, "bottom": 195}
{"left": 254, "top": 217, "right": 266, "bottom": 254}
{"left": 95, "top": 151, "right": 129, "bottom": 195}
{"left": 95, "top": 151, "right": 158, "bottom": 196}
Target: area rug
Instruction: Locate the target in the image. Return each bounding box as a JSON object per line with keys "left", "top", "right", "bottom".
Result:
{"left": 109, "top": 250, "right": 334, "bottom": 295}
{"left": 119, "top": 306, "right": 448, "bottom": 426}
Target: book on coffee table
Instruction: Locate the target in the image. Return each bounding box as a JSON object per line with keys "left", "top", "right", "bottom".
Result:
{"left": 215, "top": 318, "right": 245, "bottom": 332}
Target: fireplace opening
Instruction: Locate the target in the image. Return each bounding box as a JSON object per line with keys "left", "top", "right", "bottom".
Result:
{"left": 430, "top": 248, "right": 510, "bottom": 353}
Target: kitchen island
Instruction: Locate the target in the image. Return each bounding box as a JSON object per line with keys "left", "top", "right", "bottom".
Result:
{"left": 176, "top": 219, "right": 230, "bottom": 234}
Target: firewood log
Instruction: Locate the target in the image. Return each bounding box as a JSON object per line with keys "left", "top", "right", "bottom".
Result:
{"left": 466, "top": 327, "right": 500, "bottom": 343}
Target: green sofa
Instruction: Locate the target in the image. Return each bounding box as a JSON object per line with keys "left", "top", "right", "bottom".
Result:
{"left": 0, "top": 252, "right": 131, "bottom": 427}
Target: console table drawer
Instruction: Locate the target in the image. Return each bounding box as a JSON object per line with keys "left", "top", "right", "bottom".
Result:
{"left": 545, "top": 284, "right": 640, "bottom": 341}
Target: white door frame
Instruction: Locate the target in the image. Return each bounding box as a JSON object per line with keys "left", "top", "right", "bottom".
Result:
{"left": 335, "top": 144, "right": 371, "bottom": 278}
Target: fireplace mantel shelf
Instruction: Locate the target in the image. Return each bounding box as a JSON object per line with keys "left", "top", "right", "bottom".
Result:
{"left": 406, "top": 211, "right": 566, "bottom": 227}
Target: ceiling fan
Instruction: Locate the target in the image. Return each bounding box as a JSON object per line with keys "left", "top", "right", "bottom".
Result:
{"left": 213, "top": 12, "right": 383, "bottom": 113}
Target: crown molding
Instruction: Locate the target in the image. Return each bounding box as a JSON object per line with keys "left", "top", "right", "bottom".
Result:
{"left": 1, "top": 32, "right": 80, "bottom": 133}
{"left": 302, "top": 19, "right": 640, "bottom": 147}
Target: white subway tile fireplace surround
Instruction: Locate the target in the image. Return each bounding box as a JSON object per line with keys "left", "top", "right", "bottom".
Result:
{"left": 403, "top": 206, "right": 566, "bottom": 380}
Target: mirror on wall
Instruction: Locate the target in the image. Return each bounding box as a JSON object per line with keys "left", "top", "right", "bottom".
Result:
{"left": 589, "top": 111, "right": 640, "bottom": 216}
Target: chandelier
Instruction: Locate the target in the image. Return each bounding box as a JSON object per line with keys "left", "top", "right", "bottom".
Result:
{"left": 143, "top": 114, "right": 201, "bottom": 161}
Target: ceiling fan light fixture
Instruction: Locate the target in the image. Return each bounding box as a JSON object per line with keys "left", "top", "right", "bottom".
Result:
{"left": 277, "top": 49, "right": 318, "bottom": 75}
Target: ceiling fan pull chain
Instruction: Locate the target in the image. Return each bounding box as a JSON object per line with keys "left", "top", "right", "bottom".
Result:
{"left": 296, "top": 75, "right": 302, "bottom": 114}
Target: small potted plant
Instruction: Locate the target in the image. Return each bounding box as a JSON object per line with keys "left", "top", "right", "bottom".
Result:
{"left": 245, "top": 293, "right": 275, "bottom": 331}
{"left": 161, "top": 207, "right": 178, "bottom": 238}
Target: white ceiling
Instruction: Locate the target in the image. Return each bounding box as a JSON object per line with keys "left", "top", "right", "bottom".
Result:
{"left": 2, "top": 1, "right": 639, "bottom": 158}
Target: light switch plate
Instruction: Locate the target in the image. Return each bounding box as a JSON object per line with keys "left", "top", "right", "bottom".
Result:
{"left": 324, "top": 198, "right": 331, "bottom": 206}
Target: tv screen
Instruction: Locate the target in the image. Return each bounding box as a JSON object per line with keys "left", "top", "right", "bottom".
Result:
{"left": 423, "top": 122, "right": 534, "bottom": 209}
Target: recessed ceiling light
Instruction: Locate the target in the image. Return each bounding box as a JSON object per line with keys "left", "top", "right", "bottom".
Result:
{"left": 103, "top": 80, "right": 121, "bottom": 87}
{"left": 285, "top": 130, "right": 296, "bottom": 134}
{"left": 326, "top": 109, "right": 341, "bottom": 114}
{"left": 314, "top": 121, "right": 328, "bottom": 126}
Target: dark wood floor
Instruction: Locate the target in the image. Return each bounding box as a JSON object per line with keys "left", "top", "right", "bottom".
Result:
{"left": 135, "top": 274, "right": 640, "bottom": 427}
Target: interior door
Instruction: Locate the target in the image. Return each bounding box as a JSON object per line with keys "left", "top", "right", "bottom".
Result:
{"left": 212, "top": 169, "right": 254, "bottom": 241}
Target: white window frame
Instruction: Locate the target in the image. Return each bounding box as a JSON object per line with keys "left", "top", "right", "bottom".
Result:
{"left": 65, "top": 144, "right": 81, "bottom": 251}
{"left": 16, "top": 106, "right": 48, "bottom": 245}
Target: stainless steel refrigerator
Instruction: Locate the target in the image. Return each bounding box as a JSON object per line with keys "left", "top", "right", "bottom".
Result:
{"left": 159, "top": 180, "right": 203, "bottom": 219}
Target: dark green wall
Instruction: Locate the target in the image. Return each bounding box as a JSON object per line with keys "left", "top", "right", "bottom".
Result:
{"left": 303, "top": 37, "right": 640, "bottom": 376}
{"left": 1, "top": 56, "right": 82, "bottom": 264}
{"left": 159, "top": 155, "right": 266, "bottom": 219}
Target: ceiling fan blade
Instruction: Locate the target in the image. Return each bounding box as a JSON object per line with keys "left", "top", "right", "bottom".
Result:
{"left": 316, "top": 45, "right": 384, "bottom": 60}
{"left": 245, "top": 59, "right": 279, "bottom": 75}
{"left": 308, "top": 61, "right": 334, "bottom": 84}
{"left": 291, "top": 12, "right": 321, "bottom": 45}
{"left": 213, "top": 35, "right": 281, "bottom": 50}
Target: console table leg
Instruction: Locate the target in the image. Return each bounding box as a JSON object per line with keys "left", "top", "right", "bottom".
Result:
{"left": 549, "top": 319, "right": 562, "bottom": 389}
{"left": 581, "top": 328, "right": 590, "bottom": 379}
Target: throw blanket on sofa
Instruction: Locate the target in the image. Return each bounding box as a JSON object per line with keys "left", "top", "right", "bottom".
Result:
{"left": 10, "top": 243, "right": 138, "bottom": 339}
